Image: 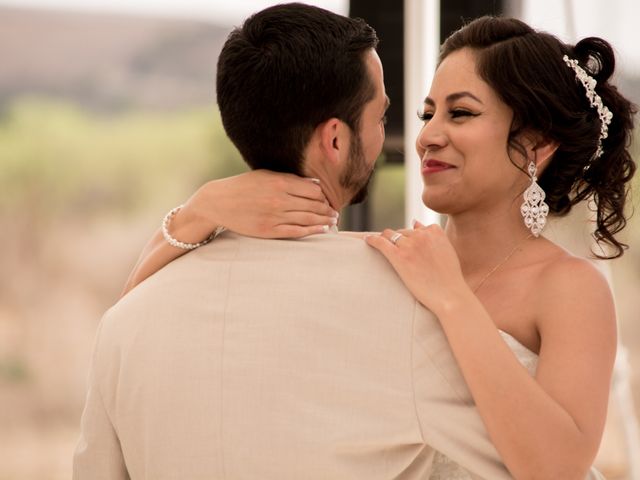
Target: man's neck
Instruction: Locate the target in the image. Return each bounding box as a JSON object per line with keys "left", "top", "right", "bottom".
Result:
{"left": 303, "top": 167, "right": 348, "bottom": 212}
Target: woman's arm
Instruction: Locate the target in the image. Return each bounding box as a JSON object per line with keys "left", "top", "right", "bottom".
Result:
{"left": 122, "top": 170, "right": 338, "bottom": 296}
{"left": 366, "top": 224, "right": 616, "bottom": 479}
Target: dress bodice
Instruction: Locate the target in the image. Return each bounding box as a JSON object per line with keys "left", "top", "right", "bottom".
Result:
{"left": 428, "top": 332, "right": 606, "bottom": 480}
{"left": 498, "top": 330, "right": 538, "bottom": 376}
{"left": 428, "top": 330, "right": 537, "bottom": 480}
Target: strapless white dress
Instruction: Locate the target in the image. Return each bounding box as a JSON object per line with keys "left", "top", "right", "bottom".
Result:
{"left": 428, "top": 330, "right": 606, "bottom": 480}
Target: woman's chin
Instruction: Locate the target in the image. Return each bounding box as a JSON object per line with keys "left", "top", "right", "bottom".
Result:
{"left": 421, "top": 190, "right": 450, "bottom": 215}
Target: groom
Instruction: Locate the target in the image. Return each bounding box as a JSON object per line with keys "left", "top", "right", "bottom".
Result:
{"left": 73, "top": 4, "right": 511, "bottom": 479}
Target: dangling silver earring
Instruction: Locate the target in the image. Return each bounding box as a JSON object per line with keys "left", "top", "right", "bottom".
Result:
{"left": 520, "top": 161, "right": 549, "bottom": 237}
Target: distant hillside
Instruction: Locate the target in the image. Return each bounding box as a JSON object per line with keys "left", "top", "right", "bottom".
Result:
{"left": 0, "top": 6, "right": 638, "bottom": 113}
{"left": 0, "top": 7, "right": 232, "bottom": 111}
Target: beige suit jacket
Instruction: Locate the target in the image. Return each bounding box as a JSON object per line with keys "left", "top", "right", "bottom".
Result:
{"left": 73, "top": 232, "right": 513, "bottom": 479}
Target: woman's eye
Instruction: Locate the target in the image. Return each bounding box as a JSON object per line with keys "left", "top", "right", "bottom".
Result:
{"left": 450, "top": 109, "right": 476, "bottom": 118}
{"left": 417, "top": 110, "right": 433, "bottom": 122}
{"left": 381, "top": 115, "right": 388, "bottom": 125}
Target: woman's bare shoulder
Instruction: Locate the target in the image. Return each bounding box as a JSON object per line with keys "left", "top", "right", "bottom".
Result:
{"left": 538, "top": 248, "right": 612, "bottom": 296}
{"left": 534, "top": 246, "right": 616, "bottom": 344}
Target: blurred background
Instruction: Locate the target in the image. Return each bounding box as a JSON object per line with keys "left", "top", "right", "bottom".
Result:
{"left": 0, "top": 0, "right": 638, "bottom": 478}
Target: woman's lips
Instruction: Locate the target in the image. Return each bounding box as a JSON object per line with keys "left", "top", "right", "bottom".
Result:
{"left": 422, "top": 159, "right": 455, "bottom": 175}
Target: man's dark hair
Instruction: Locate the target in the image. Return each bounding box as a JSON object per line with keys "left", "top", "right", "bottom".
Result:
{"left": 216, "top": 3, "right": 379, "bottom": 175}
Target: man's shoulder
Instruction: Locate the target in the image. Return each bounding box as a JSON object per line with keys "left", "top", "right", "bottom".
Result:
{"left": 122, "top": 231, "right": 424, "bottom": 303}
{"left": 112, "top": 232, "right": 382, "bottom": 307}
{"left": 207, "top": 231, "right": 402, "bottom": 280}
{"left": 206, "top": 231, "right": 383, "bottom": 262}
{"left": 111, "top": 231, "right": 436, "bottom": 331}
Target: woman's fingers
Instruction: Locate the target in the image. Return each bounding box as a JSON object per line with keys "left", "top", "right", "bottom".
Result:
{"left": 277, "top": 173, "right": 329, "bottom": 203}
{"left": 364, "top": 232, "right": 397, "bottom": 258}
{"left": 247, "top": 170, "right": 338, "bottom": 217}
{"left": 279, "top": 211, "right": 338, "bottom": 228}
{"left": 379, "top": 228, "right": 416, "bottom": 245}
{"left": 272, "top": 224, "right": 329, "bottom": 239}
{"left": 282, "top": 196, "right": 338, "bottom": 217}
{"left": 396, "top": 228, "right": 416, "bottom": 237}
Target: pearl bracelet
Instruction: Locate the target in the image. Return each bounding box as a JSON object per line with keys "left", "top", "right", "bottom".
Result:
{"left": 161, "top": 205, "right": 225, "bottom": 250}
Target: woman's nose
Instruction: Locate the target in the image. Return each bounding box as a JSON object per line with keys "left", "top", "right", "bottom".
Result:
{"left": 415, "top": 117, "right": 447, "bottom": 155}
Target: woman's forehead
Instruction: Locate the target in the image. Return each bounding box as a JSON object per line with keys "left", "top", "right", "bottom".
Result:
{"left": 429, "top": 49, "right": 499, "bottom": 105}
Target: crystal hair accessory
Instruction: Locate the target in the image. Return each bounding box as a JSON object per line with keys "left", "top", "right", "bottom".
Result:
{"left": 562, "top": 55, "right": 613, "bottom": 161}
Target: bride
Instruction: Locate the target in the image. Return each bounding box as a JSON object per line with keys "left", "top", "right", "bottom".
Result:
{"left": 121, "top": 16, "right": 635, "bottom": 479}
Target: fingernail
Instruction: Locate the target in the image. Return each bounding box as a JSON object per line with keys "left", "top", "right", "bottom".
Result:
{"left": 330, "top": 217, "right": 338, "bottom": 226}
{"left": 322, "top": 225, "right": 329, "bottom": 233}
{"left": 333, "top": 211, "right": 340, "bottom": 219}
{"left": 309, "top": 178, "right": 321, "bottom": 184}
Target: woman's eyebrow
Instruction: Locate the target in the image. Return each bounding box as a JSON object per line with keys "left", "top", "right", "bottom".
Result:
{"left": 424, "top": 91, "right": 484, "bottom": 106}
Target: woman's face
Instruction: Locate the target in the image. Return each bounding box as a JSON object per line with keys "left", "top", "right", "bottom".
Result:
{"left": 416, "top": 48, "right": 529, "bottom": 216}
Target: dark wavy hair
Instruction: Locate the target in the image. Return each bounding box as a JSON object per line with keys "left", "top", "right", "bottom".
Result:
{"left": 216, "top": 3, "right": 378, "bottom": 176}
{"left": 441, "top": 16, "right": 637, "bottom": 258}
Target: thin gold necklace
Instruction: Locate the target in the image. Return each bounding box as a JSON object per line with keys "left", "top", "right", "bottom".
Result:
{"left": 472, "top": 233, "right": 534, "bottom": 293}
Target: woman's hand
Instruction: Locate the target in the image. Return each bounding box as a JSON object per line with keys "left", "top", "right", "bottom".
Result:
{"left": 364, "top": 222, "right": 469, "bottom": 315}
{"left": 186, "top": 170, "right": 338, "bottom": 240}
{"left": 122, "top": 170, "right": 337, "bottom": 297}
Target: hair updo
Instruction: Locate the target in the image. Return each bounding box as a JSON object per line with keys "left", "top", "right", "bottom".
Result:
{"left": 440, "top": 16, "right": 637, "bottom": 258}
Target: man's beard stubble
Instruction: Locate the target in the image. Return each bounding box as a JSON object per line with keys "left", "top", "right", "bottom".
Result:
{"left": 340, "top": 132, "right": 375, "bottom": 206}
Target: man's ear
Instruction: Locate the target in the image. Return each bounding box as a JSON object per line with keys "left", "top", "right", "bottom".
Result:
{"left": 317, "top": 117, "right": 348, "bottom": 165}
